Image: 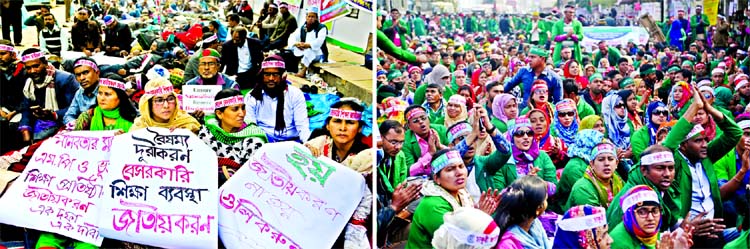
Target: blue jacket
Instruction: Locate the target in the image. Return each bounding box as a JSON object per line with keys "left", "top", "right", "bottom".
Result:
{"left": 20, "top": 70, "right": 79, "bottom": 128}
{"left": 503, "top": 66, "right": 563, "bottom": 110}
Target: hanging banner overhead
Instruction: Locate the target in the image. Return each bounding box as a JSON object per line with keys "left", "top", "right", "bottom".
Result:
{"left": 345, "top": 0, "right": 372, "bottom": 12}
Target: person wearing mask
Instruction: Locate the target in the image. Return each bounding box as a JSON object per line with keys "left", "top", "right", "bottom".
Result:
{"left": 502, "top": 47, "right": 563, "bottom": 110}
{"left": 102, "top": 15, "right": 133, "bottom": 57}
{"left": 289, "top": 6, "right": 329, "bottom": 78}
{"left": 18, "top": 49, "right": 79, "bottom": 143}
{"left": 38, "top": 13, "right": 68, "bottom": 57}
{"left": 221, "top": 27, "right": 263, "bottom": 89}
{"left": 63, "top": 58, "right": 101, "bottom": 126}
{"left": 244, "top": 55, "right": 309, "bottom": 142}
{"left": 494, "top": 176, "right": 551, "bottom": 249}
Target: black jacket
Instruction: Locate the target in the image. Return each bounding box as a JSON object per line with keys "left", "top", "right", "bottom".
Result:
{"left": 221, "top": 38, "right": 263, "bottom": 76}
{"left": 104, "top": 22, "right": 133, "bottom": 52}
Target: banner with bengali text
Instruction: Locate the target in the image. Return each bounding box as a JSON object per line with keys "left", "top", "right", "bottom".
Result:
{"left": 97, "top": 128, "right": 218, "bottom": 249}
{"left": 704, "top": 0, "right": 719, "bottom": 25}
{"left": 0, "top": 131, "right": 117, "bottom": 245}
{"left": 312, "top": 0, "right": 351, "bottom": 24}
{"left": 180, "top": 85, "right": 222, "bottom": 113}
{"left": 218, "top": 142, "right": 366, "bottom": 248}
{"left": 580, "top": 26, "right": 650, "bottom": 51}
{"left": 345, "top": 0, "right": 371, "bottom": 12}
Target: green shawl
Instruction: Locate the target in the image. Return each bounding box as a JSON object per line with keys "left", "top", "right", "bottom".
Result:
{"left": 91, "top": 107, "right": 133, "bottom": 132}
{"left": 204, "top": 114, "right": 268, "bottom": 144}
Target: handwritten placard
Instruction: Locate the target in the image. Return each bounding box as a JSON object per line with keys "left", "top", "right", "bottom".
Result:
{"left": 97, "top": 128, "right": 218, "bottom": 248}
{"left": 181, "top": 85, "right": 222, "bottom": 113}
{"left": 0, "top": 131, "right": 117, "bottom": 245}
{"left": 218, "top": 142, "right": 366, "bottom": 248}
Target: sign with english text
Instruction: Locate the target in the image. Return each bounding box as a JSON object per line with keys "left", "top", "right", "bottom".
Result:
{"left": 97, "top": 128, "right": 218, "bottom": 249}
{"left": 218, "top": 142, "right": 366, "bottom": 249}
{"left": 0, "top": 131, "right": 118, "bottom": 245}
{"left": 180, "top": 85, "right": 222, "bottom": 113}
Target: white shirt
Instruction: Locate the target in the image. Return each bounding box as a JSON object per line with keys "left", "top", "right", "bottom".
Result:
{"left": 237, "top": 41, "right": 250, "bottom": 74}
{"left": 243, "top": 85, "right": 310, "bottom": 142}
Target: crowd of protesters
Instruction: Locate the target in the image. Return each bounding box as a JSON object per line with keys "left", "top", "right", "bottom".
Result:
{"left": 376, "top": 3, "right": 750, "bottom": 249}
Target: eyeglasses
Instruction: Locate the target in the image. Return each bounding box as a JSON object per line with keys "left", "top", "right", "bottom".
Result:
{"left": 385, "top": 139, "right": 404, "bottom": 147}
{"left": 558, "top": 111, "right": 575, "bottom": 117}
{"left": 153, "top": 96, "right": 177, "bottom": 105}
{"left": 199, "top": 62, "right": 218, "bottom": 67}
{"left": 513, "top": 129, "right": 534, "bottom": 138}
{"left": 534, "top": 89, "right": 549, "bottom": 94}
{"left": 410, "top": 115, "right": 428, "bottom": 124}
{"left": 614, "top": 103, "right": 626, "bottom": 109}
{"left": 635, "top": 206, "right": 661, "bottom": 218}
{"left": 652, "top": 109, "right": 669, "bottom": 116}
{"left": 703, "top": 93, "right": 713, "bottom": 99}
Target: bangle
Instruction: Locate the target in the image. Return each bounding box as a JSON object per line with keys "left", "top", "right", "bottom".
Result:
{"left": 487, "top": 126, "right": 497, "bottom": 134}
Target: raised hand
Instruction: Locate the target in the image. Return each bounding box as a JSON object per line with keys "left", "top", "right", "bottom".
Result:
{"left": 477, "top": 188, "right": 501, "bottom": 214}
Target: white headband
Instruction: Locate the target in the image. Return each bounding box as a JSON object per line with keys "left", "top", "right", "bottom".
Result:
{"left": 214, "top": 96, "right": 244, "bottom": 109}
{"left": 557, "top": 212, "right": 607, "bottom": 231}
{"left": 684, "top": 124, "right": 705, "bottom": 142}
{"left": 443, "top": 222, "right": 500, "bottom": 247}
{"left": 738, "top": 120, "right": 750, "bottom": 130}
{"left": 330, "top": 108, "right": 362, "bottom": 121}
{"left": 736, "top": 80, "right": 749, "bottom": 91}
{"left": 99, "top": 78, "right": 126, "bottom": 91}
{"left": 261, "top": 60, "right": 285, "bottom": 69}
{"left": 641, "top": 151, "right": 674, "bottom": 165}
{"left": 203, "top": 34, "right": 218, "bottom": 43}
{"left": 621, "top": 190, "right": 660, "bottom": 211}
{"left": 21, "top": 52, "right": 45, "bottom": 62}
{"left": 0, "top": 45, "right": 14, "bottom": 52}
{"left": 145, "top": 85, "right": 174, "bottom": 96}
{"left": 74, "top": 60, "right": 99, "bottom": 72}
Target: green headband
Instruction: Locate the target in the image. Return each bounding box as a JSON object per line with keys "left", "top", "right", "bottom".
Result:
{"left": 619, "top": 77, "right": 635, "bottom": 88}
{"left": 529, "top": 47, "right": 548, "bottom": 57}
{"left": 640, "top": 67, "right": 656, "bottom": 76}
{"left": 589, "top": 73, "right": 603, "bottom": 82}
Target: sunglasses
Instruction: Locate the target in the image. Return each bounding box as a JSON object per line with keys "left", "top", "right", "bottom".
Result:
{"left": 652, "top": 109, "right": 669, "bottom": 116}
{"left": 703, "top": 93, "right": 713, "bottom": 99}
{"left": 558, "top": 111, "right": 575, "bottom": 117}
{"left": 614, "top": 103, "right": 626, "bottom": 109}
{"left": 513, "top": 130, "right": 534, "bottom": 138}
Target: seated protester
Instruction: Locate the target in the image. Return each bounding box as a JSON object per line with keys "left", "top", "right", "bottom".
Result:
{"left": 451, "top": 106, "right": 512, "bottom": 201}
{"left": 581, "top": 73, "right": 606, "bottom": 115}
{"left": 37, "top": 78, "right": 136, "bottom": 249}
{"left": 552, "top": 129, "right": 605, "bottom": 214}
{"left": 444, "top": 95, "right": 468, "bottom": 129}
{"left": 713, "top": 113, "right": 750, "bottom": 228}
{"left": 550, "top": 99, "right": 579, "bottom": 146}
{"left": 606, "top": 145, "right": 681, "bottom": 231}
{"left": 422, "top": 83, "right": 447, "bottom": 125}
{"left": 565, "top": 142, "right": 624, "bottom": 210}
{"left": 552, "top": 205, "right": 613, "bottom": 248}
{"left": 668, "top": 81, "right": 691, "bottom": 119}
{"left": 490, "top": 93, "right": 518, "bottom": 133}
{"left": 39, "top": 13, "right": 70, "bottom": 57}
{"left": 102, "top": 15, "right": 134, "bottom": 57}
{"left": 401, "top": 105, "right": 449, "bottom": 176}
{"left": 265, "top": 2, "right": 298, "bottom": 51}
{"left": 244, "top": 55, "right": 309, "bottom": 142}
{"left": 131, "top": 77, "right": 201, "bottom": 133}
{"left": 18, "top": 49, "right": 79, "bottom": 143}
{"left": 729, "top": 78, "right": 750, "bottom": 116}
{"left": 528, "top": 109, "right": 568, "bottom": 167}
{"left": 413, "top": 65, "right": 455, "bottom": 105}
{"left": 71, "top": 8, "right": 103, "bottom": 56}
{"left": 562, "top": 79, "right": 595, "bottom": 119}
{"left": 519, "top": 80, "right": 555, "bottom": 118}
{"left": 659, "top": 84, "right": 743, "bottom": 248}
{"left": 405, "top": 148, "right": 499, "bottom": 249}
{"left": 184, "top": 48, "right": 239, "bottom": 90}
{"left": 221, "top": 27, "right": 263, "bottom": 89}
{"left": 579, "top": 114, "right": 607, "bottom": 135}
{"left": 431, "top": 207, "right": 500, "bottom": 249}
{"left": 494, "top": 117, "right": 557, "bottom": 191}
{"left": 601, "top": 91, "right": 632, "bottom": 164}
{"left": 609, "top": 185, "right": 693, "bottom": 249}
{"left": 289, "top": 6, "right": 328, "bottom": 78}
{"left": 63, "top": 58, "right": 101, "bottom": 126}
{"left": 198, "top": 89, "right": 266, "bottom": 186}
{"left": 494, "top": 176, "right": 551, "bottom": 249}
{"left": 631, "top": 101, "right": 670, "bottom": 162}
{"left": 619, "top": 89, "right": 643, "bottom": 131}
{"left": 183, "top": 33, "right": 221, "bottom": 82}
{"left": 0, "top": 43, "right": 25, "bottom": 153}
{"left": 304, "top": 98, "right": 373, "bottom": 169}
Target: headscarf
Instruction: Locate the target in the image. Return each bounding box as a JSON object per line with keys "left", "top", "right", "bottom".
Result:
{"left": 431, "top": 207, "right": 500, "bottom": 249}
{"left": 528, "top": 109, "right": 553, "bottom": 150}
{"left": 444, "top": 95, "right": 469, "bottom": 128}
{"left": 714, "top": 86, "right": 733, "bottom": 110}
{"left": 579, "top": 115, "right": 603, "bottom": 132}
{"left": 582, "top": 142, "right": 624, "bottom": 208}
{"left": 601, "top": 92, "right": 631, "bottom": 149}
{"left": 132, "top": 78, "right": 201, "bottom": 133}
{"left": 379, "top": 97, "right": 408, "bottom": 125}
{"left": 644, "top": 101, "right": 670, "bottom": 146}
{"left": 552, "top": 205, "right": 608, "bottom": 249}
{"left": 492, "top": 94, "right": 516, "bottom": 122}
{"left": 508, "top": 117, "right": 540, "bottom": 172}
{"left": 669, "top": 81, "right": 691, "bottom": 111}
{"left": 426, "top": 64, "right": 450, "bottom": 87}
{"left": 553, "top": 99, "right": 579, "bottom": 145}
{"left": 617, "top": 89, "right": 642, "bottom": 129}
{"left": 563, "top": 59, "right": 589, "bottom": 89}
{"left": 566, "top": 129, "right": 605, "bottom": 163}
{"left": 621, "top": 185, "right": 661, "bottom": 248}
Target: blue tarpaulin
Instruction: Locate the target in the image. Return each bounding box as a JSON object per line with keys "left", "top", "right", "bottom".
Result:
{"left": 307, "top": 93, "right": 373, "bottom": 136}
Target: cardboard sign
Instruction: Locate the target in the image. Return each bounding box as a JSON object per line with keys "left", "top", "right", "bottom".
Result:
{"left": 181, "top": 85, "right": 222, "bottom": 113}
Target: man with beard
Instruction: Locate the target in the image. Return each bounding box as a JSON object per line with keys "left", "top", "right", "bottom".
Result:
{"left": 103, "top": 15, "right": 133, "bottom": 57}
{"left": 729, "top": 79, "right": 750, "bottom": 115}
{"left": 0, "top": 42, "right": 25, "bottom": 152}
{"left": 503, "top": 47, "right": 563, "bottom": 110}
{"left": 221, "top": 27, "right": 262, "bottom": 89}
{"left": 593, "top": 40, "right": 622, "bottom": 67}
{"left": 265, "top": 2, "right": 297, "bottom": 51}
{"left": 694, "top": 63, "right": 708, "bottom": 78}
{"left": 183, "top": 33, "right": 221, "bottom": 82}
{"left": 63, "top": 58, "right": 101, "bottom": 126}
{"left": 581, "top": 73, "right": 605, "bottom": 114}
{"left": 18, "top": 49, "right": 78, "bottom": 143}
{"left": 38, "top": 13, "right": 68, "bottom": 57}
{"left": 290, "top": 6, "right": 329, "bottom": 78}
{"left": 256, "top": 3, "right": 280, "bottom": 42}
{"left": 401, "top": 105, "right": 449, "bottom": 177}
{"left": 244, "top": 55, "right": 309, "bottom": 143}
{"left": 71, "top": 8, "right": 102, "bottom": 57}
{"left": 185, "top": 48, "right": 239, "bottom": 90}
{"left": 658, "top": 86, "right": 742, "bottom": 247}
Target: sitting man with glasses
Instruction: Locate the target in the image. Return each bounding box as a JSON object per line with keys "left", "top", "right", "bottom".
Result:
{"left": 401, "top": 105, "right": 450, "bottom": 177}
{"left": 185, "top": 48, "right": 239, "bottom": 90}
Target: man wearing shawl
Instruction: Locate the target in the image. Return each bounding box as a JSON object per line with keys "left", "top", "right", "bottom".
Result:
{"left": 244, "top": 55, "right": 309, "bottom": 143}
{"left": 503, "top": 47, "right": 563, "bottom": 110}
{"left": 18, "top": 49, "right": 79, "bottom": 143}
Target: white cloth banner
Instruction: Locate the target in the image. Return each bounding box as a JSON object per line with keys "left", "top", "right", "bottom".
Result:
{"left": 61, "top": 51, "right": 127, "bottom": 66}
{"left": 218, "top": 142, "right": 366, "bottom": 248}
{"left": 181, "top": 85, "right": 222, "bottom": 112}
{"left": 580, "top": 26, "right": 650, "bottom": 50}
{"left": 97, "top": 128, "right": 218, "bottom": 249}
{"left": 0, "top": 131, "right": 117, "bottom": 245}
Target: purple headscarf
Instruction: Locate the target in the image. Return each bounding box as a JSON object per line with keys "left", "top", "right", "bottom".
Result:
{"left": 492, "top": 93, "right": 516, "bottom": 122}
{"left": 507, "top": 117, "right": 540, "bottom": 170}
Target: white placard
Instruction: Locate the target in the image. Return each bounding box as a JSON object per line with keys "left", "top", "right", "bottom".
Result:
{"left": 0, "top": 131, "right": 117, "bottom": 245}
{"left": 180, "top": 85, "right": 222, "bottom": 113}
{"left": 218, "top": 142, "right": 366, "bottom": 249}
{"left": 61, "top": 51, "right": 127, "bottom": 66}
{"left": 97, "top": 127, "right": 218, "bottom": 249}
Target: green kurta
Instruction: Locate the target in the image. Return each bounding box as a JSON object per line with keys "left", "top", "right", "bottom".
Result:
{"left": 490, "top": 117, "right": 514, "bottom": 134}
{"left": 660, "top": 116, "right": 742, "bottom": 220}
{"left": 630, "top": 126, "right": 652, "bottom": 164}
{"left": 411, "top": 18, "right": 427, "bottom": 37}
{"left": 551, "top": 19, "right": 584, "bottom": 66}
{"left": 401, "top": 124, "right": 450, "bottom": 172}
{"left": 376, "top": 30, "right": 418, "bottom": 64}
{"left": 714, "top": 148, "right": 738, "bottom": 183}
{"left": 382, "top": 19, "right": 411, "bottom": 50}
{"left": 565, "top": 173, "right": 623, "bottom": 211}
{"left": 412, "top": 83, "right": 455, "bottom": 106}
{"left": 493, "top": 152, "right": 557, "bottom": 190}
{"left": 577, "top": 98, "right": 595, "bottom": 119}
{"left": 593, "top": 47, "right": 622, "bottom": 68}
{"left": 472, "top": 144, "right": 512, "bottom": 192}
{"left": 606, "top": 165, "right": 682, "bottom": 232}
{"left": 526, "top": 19, "right": 549, "bottom": 45}
{"left": 551, "top": 157, "right": 589, "bottom": 214}
{"left": 609, "top": 223, "right": 660, "bottom": 249}
{"left": 405, "top": 196, "right": 452, "bottom": 248}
